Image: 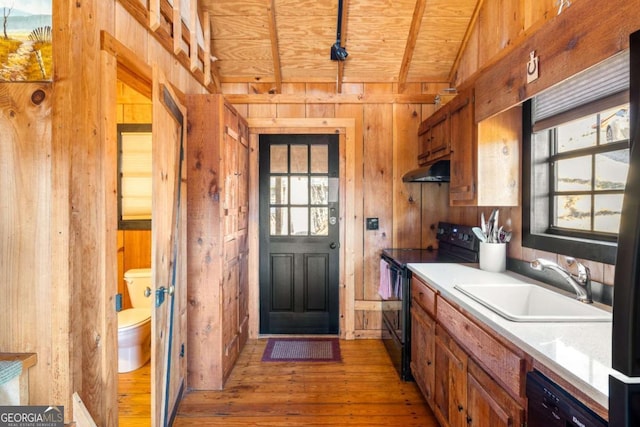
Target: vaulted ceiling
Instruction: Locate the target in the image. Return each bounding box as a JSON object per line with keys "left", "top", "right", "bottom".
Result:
{"left": 199, "top": 0, "right": 481, "bottom": 92}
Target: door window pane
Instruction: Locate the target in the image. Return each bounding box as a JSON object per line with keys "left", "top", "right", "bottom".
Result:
{"left": 290, "top": 176, "right": 308, "bottom": 204}
{"left": 555, "top": 195, "right": 591, "bottom": 231}
{"left": 290, "top": 145, "right": 308, "bottom": 173}
{"left": 595, "top": 194, "right": 623, "bottom": 233}
{"left": 290, "top": 207, "right": 308, "bottom": 235}
{"left": 556, "top": 156, "right": 592, "bottom": 191}
{"left": 311, "top": 207, "right": 329, "bottom": 236}
{"left": 311, "top": 145, "right": 328, "bottom": 173}
{"left": 310, "top": 177, "right": 328, "bottom": 205}
{"left": 270, "top": 207, "right": 288, "bottom": 235}
{"left": 270, "top": 145, "right": 288, "bottom": 173}
{"left": 270, "top": 177, "right": 288, "bottom": 204}
{"left": 595, "top": 149, "right": 629, "bottom": 190}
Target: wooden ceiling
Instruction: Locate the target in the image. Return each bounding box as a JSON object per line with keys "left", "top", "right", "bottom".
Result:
{"left": 199, "top": 0, "right": 481, "bottom": 92}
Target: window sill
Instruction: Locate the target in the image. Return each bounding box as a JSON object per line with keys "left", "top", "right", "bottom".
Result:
{"left": 522, "top": 232, "right": 617, "bottom": 265}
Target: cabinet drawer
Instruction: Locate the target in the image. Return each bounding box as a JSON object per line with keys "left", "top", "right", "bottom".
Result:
{"left": 411, "top": 277, "right": 436, "bottom": 317}
{"left": 437, "top": 297, "right": 526, "bottom": 399}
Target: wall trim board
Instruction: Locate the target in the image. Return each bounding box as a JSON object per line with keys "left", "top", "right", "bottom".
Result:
{"left": 228, "top": 93, "right": 436, "bottom": 105}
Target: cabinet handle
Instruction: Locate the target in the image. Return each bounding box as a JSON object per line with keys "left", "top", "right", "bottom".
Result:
{"left": 426, "top": 360, "right": 432, "bottom": 366}
{"left": 466, "top": 416, "right": 472, "bottom": 424}
{"left": 458, "top": 405, "right": 464, "bottom": 412}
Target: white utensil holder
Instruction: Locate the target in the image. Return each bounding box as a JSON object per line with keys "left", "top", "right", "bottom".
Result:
{"left": 479, "top": 242, "right": 507, "bottom": 273}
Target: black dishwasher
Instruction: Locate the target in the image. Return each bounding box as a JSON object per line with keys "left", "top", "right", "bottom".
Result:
{"left": 527, "top": 370, "right": 608, "bottom": 427}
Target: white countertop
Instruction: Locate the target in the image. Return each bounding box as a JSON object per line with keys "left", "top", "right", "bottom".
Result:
{"left": 407, "top": 262, "right": 612, "bottom": 411}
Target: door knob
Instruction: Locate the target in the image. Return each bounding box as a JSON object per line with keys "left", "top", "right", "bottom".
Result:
{"left": 330, "top": 242, "right": 337, "bottom": 249}
{"left": 144, "top": 287, "right": 152, "bottom": 298}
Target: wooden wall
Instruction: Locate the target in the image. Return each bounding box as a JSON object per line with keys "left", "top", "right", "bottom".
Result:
{"left": 0, "top": 83, "right": 53, "bottom": 407}
{"left": 439, "top": 0, "right": 634, "bottom": 287}
{"left": 0, "top": 0, "right": 209, "bottom": 425}
{"left": 228, "top": 82, "right": 448, "bottom": 338}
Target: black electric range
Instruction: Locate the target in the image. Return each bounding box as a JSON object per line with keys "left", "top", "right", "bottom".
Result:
{"left": 380, "top": 222, "right": 480, "bottom": 381}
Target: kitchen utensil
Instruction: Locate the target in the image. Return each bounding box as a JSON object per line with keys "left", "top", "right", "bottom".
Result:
{"left": 472, "top": 227, "right": 487, "bottom": 242}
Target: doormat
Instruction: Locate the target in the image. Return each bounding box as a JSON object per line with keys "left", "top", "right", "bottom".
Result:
{"left": 261, "top": 338, "right": 341, "bottom": 362}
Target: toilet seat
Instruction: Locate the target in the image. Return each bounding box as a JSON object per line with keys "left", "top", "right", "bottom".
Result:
{"left": 118, "top": 308, "right": 150, "bottom": 331}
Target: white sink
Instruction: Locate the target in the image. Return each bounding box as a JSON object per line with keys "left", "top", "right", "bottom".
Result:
{"left": 453, "top": 283, "right": 612, "bottom": 322}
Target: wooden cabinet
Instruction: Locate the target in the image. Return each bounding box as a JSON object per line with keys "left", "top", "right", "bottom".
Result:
{"left": 466, "top": 360, "right": 525, "bottom": 427}
{"left": 417, "top": 88, "right": 520, "bottom": 207}
{"left": 410, "top": 276, "right": 528, "bottom": 427}
{"left": 434, "top": 325, "right": 468, "bottom": 427}
{"left": 411, "top": 306, "right": 435, "bottom": 403}
{"left": 410, "top": 277, "right": 437, "bottom": 404}
{"left": 186, "top": 94, "right": 249, "bottom": 390}
{"left": 448, "top": 89, "right": 477, "bottom": 205}
{"left": 418, "top": 110, "right": 450, "bottom": 165}
{"left": 449, "top": 92, "right": 521, "bottom": 207}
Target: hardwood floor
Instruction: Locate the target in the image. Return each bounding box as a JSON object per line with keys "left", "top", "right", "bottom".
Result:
{"left": 118, "top": 361, "right": 151, "bottom": 426}
{"left": 174, "top": 339, "right": 438, "bottom": 426}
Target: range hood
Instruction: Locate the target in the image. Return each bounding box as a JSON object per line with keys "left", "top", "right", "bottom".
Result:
{"left": 402, "top": 160, "right": 450, "bottom": 182}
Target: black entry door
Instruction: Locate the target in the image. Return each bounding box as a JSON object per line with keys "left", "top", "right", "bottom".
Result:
{"left": 259, "top": 134, "right": 339, "bottom": 334}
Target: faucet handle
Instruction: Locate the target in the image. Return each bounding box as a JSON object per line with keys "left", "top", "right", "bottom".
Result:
{"left": 565, "top": 257, "right": 590, "bottom": 283}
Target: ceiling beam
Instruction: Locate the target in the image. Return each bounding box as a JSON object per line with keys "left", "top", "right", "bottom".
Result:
{"left": 448, "top": 0, "right": 485, "bottom": 85}
{"left": 267, "top": 0, "right": 283, "bottom": 93}
{"left": 336, "top": 0, "right": 349, "bottom": 94}
{"left": 397, "top": 0, "right": 427, "bottom": 94}
{"left": 224, "top": 93, "right": 436, "bottom": 104}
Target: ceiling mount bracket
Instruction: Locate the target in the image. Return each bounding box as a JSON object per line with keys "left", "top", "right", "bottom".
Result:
{"left": 330, "top": 0, "right": 348, "bottom": 61}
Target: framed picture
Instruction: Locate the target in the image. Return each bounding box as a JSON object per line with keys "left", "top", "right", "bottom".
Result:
{"left": 0, "top": 0, "right": 52, "bottom": 81}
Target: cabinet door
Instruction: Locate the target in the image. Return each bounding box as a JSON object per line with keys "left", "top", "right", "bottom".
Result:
{"left": 237, "top": 118, "right": 250, "bottom": 231}
{"left": 449, "top": 91, "right": 477, "bottom": 205}
{"left": 466, "top": 361, "right": 525, "bottom": 427}
{"left": 222, "top": 259, "right": 240, "bottom": 380}
{"left": 429, "top": 114, "right": 450, "bottom": 161}
{"left": 410, "top": 306, "right": 436, "bottom": 404}
{"left": 434, "top": 325, "right": 468, "bottom": 427}
{"left": 223, "top": 103, "right": 239, "bottom": 236}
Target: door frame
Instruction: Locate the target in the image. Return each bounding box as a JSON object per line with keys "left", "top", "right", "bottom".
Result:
{"left": 247, "top": 118, "right": 356, "bottom": 340}
{"left": 101, "top": 33, "right": 187, "bottom": 426}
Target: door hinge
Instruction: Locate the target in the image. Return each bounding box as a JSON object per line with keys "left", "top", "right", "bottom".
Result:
{"left": 115, "top": 293, "right": 122, "bottom": 312}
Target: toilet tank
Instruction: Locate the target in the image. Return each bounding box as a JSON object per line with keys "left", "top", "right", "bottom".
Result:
{"left": 124, "top": 268, "right": 153, "bottom": 309}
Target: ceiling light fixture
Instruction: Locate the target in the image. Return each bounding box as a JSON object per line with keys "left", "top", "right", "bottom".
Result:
{"left": 330, "top": 0, "right": 348, "bottom": 61}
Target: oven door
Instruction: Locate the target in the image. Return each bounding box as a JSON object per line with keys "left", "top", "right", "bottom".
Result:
{"left": 380, "top": 258, "right": 412, "bottom": 381}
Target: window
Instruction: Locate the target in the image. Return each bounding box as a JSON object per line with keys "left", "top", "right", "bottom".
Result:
{"left": 523, "top": 51, "right": 629, "bottom": 264}
{"left": 118, "top": 124, "right": 152, "bottom": 230}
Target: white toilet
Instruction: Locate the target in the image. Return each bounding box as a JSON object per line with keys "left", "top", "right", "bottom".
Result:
{"left": 118, "top": 268, "right": 152, "bottom": 373}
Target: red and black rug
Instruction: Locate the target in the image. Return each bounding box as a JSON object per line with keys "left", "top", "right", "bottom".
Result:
{"left": 261, "top": 338, "right": 341, "bottom": 362}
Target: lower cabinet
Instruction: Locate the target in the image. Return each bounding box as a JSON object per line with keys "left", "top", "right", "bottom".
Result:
{"left": 466, "top": 360, "right": 525, "bottom": 427}
{"left": 434, "top": 325, "right": 467, "bottom": 427}
{"left": 410, "top": 282, "right": 527, "bottom": 427}
{"left": 410, "top": 305, "right": 435, "bottom": 404}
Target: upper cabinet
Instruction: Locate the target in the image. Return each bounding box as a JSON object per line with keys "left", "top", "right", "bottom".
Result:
{"left": 448, "top": 89, "right": 476, "bottom": 206}
{"left": 418, "top": 108, "right": 450, "bottom": 166}
{"left": 416, "top": 88, "right": 520, "bottom": 207}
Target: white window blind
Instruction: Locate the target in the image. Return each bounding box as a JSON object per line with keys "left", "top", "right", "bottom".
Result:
{"left": 533, "top": 50, "right": 629, "bottom": 123}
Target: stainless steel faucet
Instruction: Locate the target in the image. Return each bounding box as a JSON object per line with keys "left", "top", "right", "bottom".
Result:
{"left": 529, "top": 257, "right": 593, "bottom": 303}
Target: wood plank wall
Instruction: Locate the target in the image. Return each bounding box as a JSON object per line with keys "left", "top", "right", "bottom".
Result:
{"left": 227, "top": 81, "right": 448, "bottom": 338}
{"left": 0, "top": 0, "right": 210, "bottom": 424}
{"left": 0, "top": 83, "right": 53, "bottom": 407}
{"left": 2, "top": 0, "right": 630, "bottom": 425}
